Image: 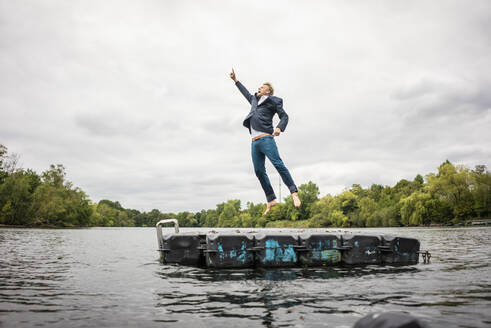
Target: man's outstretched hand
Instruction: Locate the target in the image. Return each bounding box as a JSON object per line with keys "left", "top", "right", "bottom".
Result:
{"left": 273, "top": 127, "right": 281, "bottom": 136}
{"left": 229, "top": 68, "right": 237, "bottom": 82}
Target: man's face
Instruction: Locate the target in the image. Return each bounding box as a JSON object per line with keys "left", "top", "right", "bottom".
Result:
{"left": 257, "top": 84, "right": 271, "bottom": 97}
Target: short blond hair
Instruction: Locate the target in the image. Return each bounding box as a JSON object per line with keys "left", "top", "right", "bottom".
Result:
{"left": 263, "top": 82, "right": 274, "bottom": 95}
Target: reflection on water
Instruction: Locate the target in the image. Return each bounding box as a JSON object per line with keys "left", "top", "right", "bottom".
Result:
{"left": 153, "top": 265, "right": 424, "bottom": 327}
{"left": 156, "top": 265, "right": 420, "bottom": 282}
{"left": 0, "top": 227, "right": 490, "bottom": 327}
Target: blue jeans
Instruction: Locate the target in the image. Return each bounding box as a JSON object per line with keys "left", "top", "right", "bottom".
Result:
{"left": 251, "top": 136, "right": 298, "bottom": 202}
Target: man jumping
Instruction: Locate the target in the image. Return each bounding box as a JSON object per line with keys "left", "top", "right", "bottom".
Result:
{"left": 230, "top": 69, "right": 301, "bottom": 215}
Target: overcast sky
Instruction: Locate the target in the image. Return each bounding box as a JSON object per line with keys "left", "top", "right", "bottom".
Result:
{"left": 1, "top": 0, "right": 490, "bottom": 213}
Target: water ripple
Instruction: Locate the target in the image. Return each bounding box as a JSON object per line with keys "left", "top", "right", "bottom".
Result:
{"left": 0, "top": 227, "right": 490, "bottom": 327}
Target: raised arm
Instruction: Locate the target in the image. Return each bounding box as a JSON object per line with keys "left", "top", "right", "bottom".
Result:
{"left": 230, "top": 68, "right": 253, "bottom": 104}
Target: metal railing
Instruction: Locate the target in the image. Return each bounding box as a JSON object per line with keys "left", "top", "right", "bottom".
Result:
{"left": 156, "top": 219, "right": 179, "bottom": 261}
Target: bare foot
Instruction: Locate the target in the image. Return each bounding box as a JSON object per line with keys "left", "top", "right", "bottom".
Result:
{"left": 292, "top": 192, "right": 301, "bottom": 207}
{"left": 263, "top": 200, "right": 277, "bottom": 215}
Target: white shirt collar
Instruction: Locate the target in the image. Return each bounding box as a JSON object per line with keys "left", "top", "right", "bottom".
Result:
{"left": 258, "top": 95, "right": 268, "bottom": 105}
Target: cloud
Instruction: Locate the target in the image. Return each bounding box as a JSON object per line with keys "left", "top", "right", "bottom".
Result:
{"left": 1, "top": 0, "right": 490, "bottom": 212}
{"left": 392, "top": 76, "right": 491, "bottom": 119}
{"left": 75, "top": 113, "right": 154, "bottom": 137}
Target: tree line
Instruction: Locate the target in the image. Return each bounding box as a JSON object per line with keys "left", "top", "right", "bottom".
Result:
{"left": 1, "top": 144, "right": 490, "bottom": 228}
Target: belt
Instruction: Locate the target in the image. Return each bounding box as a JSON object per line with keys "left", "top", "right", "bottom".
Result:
{"left": 252, "top": 133, "right": 272, "bottom": 141}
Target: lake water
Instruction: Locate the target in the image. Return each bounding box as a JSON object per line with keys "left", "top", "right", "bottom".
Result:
{"left": 0, "top": 227, "right": 490, "bottom": 327}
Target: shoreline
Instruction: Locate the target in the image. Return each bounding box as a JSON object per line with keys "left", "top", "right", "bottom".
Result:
{"left": 1, "top": 223, "right": 489, "bottom": 229}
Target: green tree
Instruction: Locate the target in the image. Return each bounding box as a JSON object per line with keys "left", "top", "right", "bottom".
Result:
{"left": 426, "top": 161, "right": 474, "bottom": 220}
{"left": 31, "top": 165, "right": 93, "bottom": 227}
{"left": 337, "top": 191, "right": 357, "bottom": 214}
{"left": 203, "top": 209, "right": 219, "bottom": 227}
{"left": 239, "top": 212, "right": 253, "bottom": 227}
{"left": 218, "top": 200, "right": 241, "bottom": 227}
{"left": 400, "top": 192, "right": 431, "bottom": 226}
{"left": 414, "top": 174, "right": 424, "bottom": 187}
{"left": 246, "top": 201, "right": 264, "bottom": 219}
{"left": 309, "top": 195, "right": 331, "bottom": 227}
{"left": 264, "top": 203, "right": 287, "bottom": 223}
{"left": 368, "top": 184, "right": 384, "bottom": 202}
{"left": 284, "top": 181, "right": 320, "bottom": 221}
{"left": 470, "top": 165, "right": 491, "bottom": 218}
{"left": 359, "top": 197, "right": 377, "bottom": 227}
{"left": 328, "top": 210, "right": 349, "bottom": 227}
{"left": 177, "top": 211, "right": 198, "bottom": 227}
{"left": 371, "top": 207, "right": 396, "bottom": 226}
{"left": 0, "top": 170, "right": 40, "bottom": 225}
{"left": 297, "top": 181, "right": 320, "bottom": 219}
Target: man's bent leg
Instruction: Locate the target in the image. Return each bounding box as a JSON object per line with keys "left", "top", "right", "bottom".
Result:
{"left": 262, "top": 137, "right": 298, "bottom": 194}
{"left": 251, "top": 140, "right": 276, "bottom": 202}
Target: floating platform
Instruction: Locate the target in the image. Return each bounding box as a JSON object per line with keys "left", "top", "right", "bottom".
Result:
{"left": 156, "top": 219, "right": 429, "bottom": 268}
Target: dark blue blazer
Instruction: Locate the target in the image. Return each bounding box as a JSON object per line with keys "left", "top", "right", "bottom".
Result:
{"left": 235, "top": 81, "right": 289, "bottom": 134}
